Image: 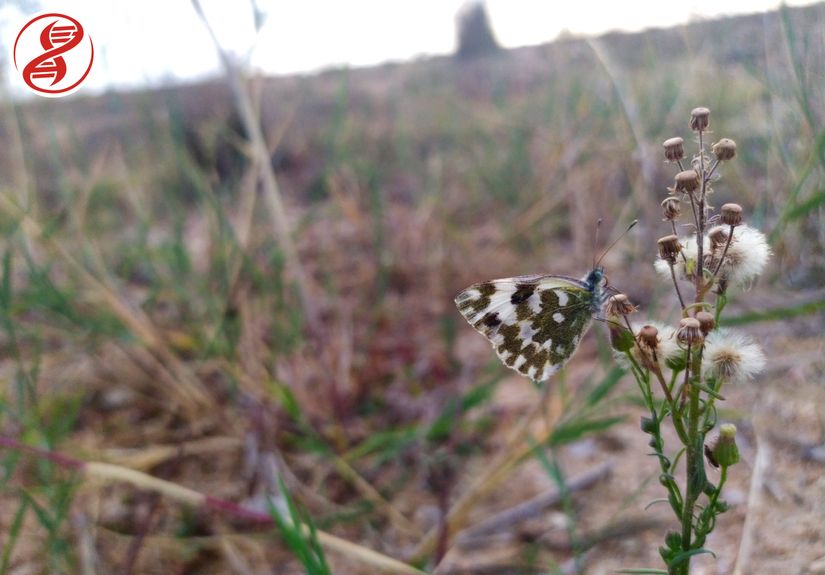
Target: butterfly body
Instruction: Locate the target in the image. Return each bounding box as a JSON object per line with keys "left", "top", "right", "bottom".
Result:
{"left": 455, "top": 266, "right": 608, "bottom": 382}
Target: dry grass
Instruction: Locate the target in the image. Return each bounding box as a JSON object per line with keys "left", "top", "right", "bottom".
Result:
{"left": 1, "top": 4, "right": 824, "bottom": 574}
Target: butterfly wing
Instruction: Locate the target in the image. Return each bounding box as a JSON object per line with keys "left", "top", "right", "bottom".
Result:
{"left": 455, "top": 274, "right": 595, "bottom": 381}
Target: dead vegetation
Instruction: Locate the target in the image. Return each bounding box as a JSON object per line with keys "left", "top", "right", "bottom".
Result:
{"left": 0, "top": 3, "right": 824, "bottom": 574}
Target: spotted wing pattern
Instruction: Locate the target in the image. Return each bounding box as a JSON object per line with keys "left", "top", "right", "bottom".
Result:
{"left": 455, "top": 274, "right": 596, "bottom": 382}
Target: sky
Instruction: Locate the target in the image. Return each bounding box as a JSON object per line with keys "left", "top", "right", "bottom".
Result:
{"left": 0, "top": 0, "right": 819, "bottom": 94}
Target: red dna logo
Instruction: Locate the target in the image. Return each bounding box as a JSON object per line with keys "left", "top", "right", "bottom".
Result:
{"left": 13, "top": 13, "right": 94, "bottom": 97}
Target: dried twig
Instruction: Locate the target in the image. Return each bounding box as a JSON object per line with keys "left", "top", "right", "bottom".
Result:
{"left": 457, "top": 460, "right": 613, "bottom": 545}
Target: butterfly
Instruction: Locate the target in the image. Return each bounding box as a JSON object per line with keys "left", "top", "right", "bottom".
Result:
{"left": 454, "top": 266, "right": 610, "bottom": 382}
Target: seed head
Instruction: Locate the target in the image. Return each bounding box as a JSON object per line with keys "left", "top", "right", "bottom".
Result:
{"left": 695, "top": 311, "right": 715, "bottom": 335}
{"left": 663, "top": 137, "right": 685, "bottom": 162}
{"left": 661, "top": 197, "right": 682, "bottom": 221}
{"left": 690, "top": 107, "right": 710, "bottom": 131}
{"left": 657, "top": 235, "right": 681, "bottom": 263}
{"left": 713, "top": 138, "right": 736, "bottom": 161}
{"left": 702, "top": 328, "right": 766, "bottom": 383}
{"left": 707, "top": 423, "right": 740, "bottom": 467}
{"left": 674, "top": 170, "right": 700, "bottom": 194}
{"left": 707, "top": 224, "right": 771, "bottom": 287}
{"left": 676, "top": 317, "right": 703, "bottom": 347}
{"left": 720, "top": 203, "right": 743, "bottom": 227}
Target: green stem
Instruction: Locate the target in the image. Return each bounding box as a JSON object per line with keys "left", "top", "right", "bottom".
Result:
{"left": 705, "top": 465, "right": 728, "bottom": 522}
{"left": 678, "top": 348, "right": 705, "bottom": 574}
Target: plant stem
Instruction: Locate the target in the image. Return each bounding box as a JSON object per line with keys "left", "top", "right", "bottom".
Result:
{"left": 669, "top": 262, "right": 687, "bottom": 313}
{"left": 695, "top": 130, "right": 707, "bottom": 303}
{"left": 678, "top": 348, "right": 705, "bottom": 574}
{"left": 711, "top": 224, "right": 736, "bottom": 280}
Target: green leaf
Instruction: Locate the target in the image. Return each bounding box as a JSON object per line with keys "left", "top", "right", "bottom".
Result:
{"left": 669, "top": 547, "right": 717, "bottom": 567}
{"left": 426, "top": 378, "right": 498, "bottom": 442}
{"left": 0, "top": 499, "right": 28, "bottom": 574}
{"left": 722, "top": 299, "right": 825, "bottom": 326}
{"left": 548, "top": 415, "right": 626, "bottom": 446}
{"left": 691, "top": 381, "right": 725, "bottom": 400}
{"left": 267, "top": 477, "right": 331, "bottom": 575}
{"left": 585, "top": 366, "right": 626, "bottom": 407}
{"left": 615, "top": 569, "right": 668, "bottom": 574}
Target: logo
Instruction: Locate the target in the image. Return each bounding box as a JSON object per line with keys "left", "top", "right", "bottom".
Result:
{"left": 13, "top": 12, "right": 94, "bottom": 97}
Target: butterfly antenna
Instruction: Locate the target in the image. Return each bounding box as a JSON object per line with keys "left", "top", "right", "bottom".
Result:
{"left": 592, "top": 219, "right": 603, "bottom": 269}
{"left": 595, "top": 219, "right": 638, "bottom": 267}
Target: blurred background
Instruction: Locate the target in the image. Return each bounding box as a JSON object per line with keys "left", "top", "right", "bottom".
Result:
{"left": 0, "top": 1, "right": 823, "bottom": 573}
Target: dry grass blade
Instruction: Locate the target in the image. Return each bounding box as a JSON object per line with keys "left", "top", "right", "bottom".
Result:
{"left": 0, "top": 193, "right": 213, "bottom": 417}
{"left": 412, "top": 389, "right": 563, "bottom": 563}
{"left": 191, "top": 0, "right": 318, "bottom": 331}
{"left": 1, "top": 438, "right": 426, "bottom": 575}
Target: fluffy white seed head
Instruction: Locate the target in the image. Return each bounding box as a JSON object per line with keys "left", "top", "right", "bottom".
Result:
{"left": 708, "top": 224, "right": 771, "bottom": 287}
{"left": 702, "top": 329, "right": 766, "bottom": 383}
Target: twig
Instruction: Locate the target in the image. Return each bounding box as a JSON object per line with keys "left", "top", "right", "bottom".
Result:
{"left": 733, "top": 430, "right": 769, "bottom": 575}
{"left": 456, "top": 460, "right": 613, "bottom": 545}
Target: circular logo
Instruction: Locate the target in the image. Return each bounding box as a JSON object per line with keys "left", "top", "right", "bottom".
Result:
{"left": 13, "top": 12, "right": 94, "bottom": 98}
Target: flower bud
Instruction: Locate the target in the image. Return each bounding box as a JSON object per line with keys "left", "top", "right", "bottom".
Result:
{"left": 708, "top": 423, "right": 740, "bottom": 467}
{"left": 663, "top": 137, "right": 685, "bottom": 162}
{"left": 661, "top": 197, "right": 681, "bottom": 221}
{"left": 690, "top": 107, "right": 710, "bottom": 131}
{"left": 609, "top": 322, "right": 635, "bottom": 353}
{"left": 676, "top": 317, "right": 703, "bottom": 347}
{"left": 640, "top": 415, "right": 657, "bottom": 434}
{"left": 657, "top": 235, "right": 681, "bottom": 263}
{"left": 695, "top": 311, "right": 715, "bottom": 335}
{"left": 720, "top": 203, "right": 743, "bottom": 226}
{"left": 674, "top": 170, "right": 700, "bottom": 193}
{"left": 665, "top": 531, "right": 682, "bottom": 550}
{"left": 712, "top": 138, "right": 736, "bottom": 161}
{"left": 605, "top": 293, "right": 637, "bottom": 317}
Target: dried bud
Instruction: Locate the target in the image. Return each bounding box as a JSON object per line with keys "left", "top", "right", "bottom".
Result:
{"left": 707, "top": 423, "right": 740, "bottom": 467}
{"left": 674, "top": 170, "right": 700, "bottom": 193}
{"left": 676, "top": 317, "right": 703, "bottom": 347}
{"left": 663, "top": 137, "right": 685, "bottom": 162}
{"left": 638, "top": 325, "right": 659, "bottom": 350}
{"left": 657, "top": 235, "right": 682, "bottom": 263}
{"left": 709, "top": 227, "right": 728, "bottom": 250}
{"left": 605, "top": 293, "right": 637, "bottom": 317}
{"left": 661, "top": 197, "right": 682, "bottom": 221}
{"left": 720, "top": 203, "right": 743, "bottom": 227}
{"left": 690, "top": 107, "right": 710, "bottom": 131}
{"left": 695, "top": 311, "right": 715, "bottom": 335}
{"left": 712, "top": 138, "right": 736, "bottom": 161}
